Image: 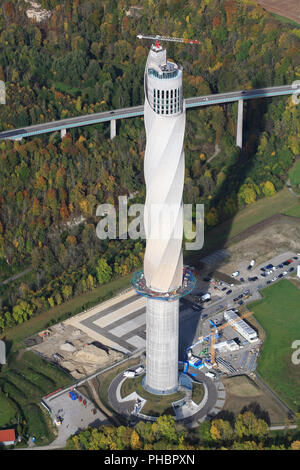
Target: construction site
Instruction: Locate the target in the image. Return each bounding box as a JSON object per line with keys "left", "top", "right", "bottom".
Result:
{"left": 26, "top": 322, "right": 124, "bottom": 380}
{"left": 185, "top": 308, "right": 261, "bottom": 379}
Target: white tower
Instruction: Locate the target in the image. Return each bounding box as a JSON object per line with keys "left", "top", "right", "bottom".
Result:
{"left": 143, "top": 43, "right": 185, "bottom": 394}
{"left": 144, "top": 44, "right": 185, "bottom": 292}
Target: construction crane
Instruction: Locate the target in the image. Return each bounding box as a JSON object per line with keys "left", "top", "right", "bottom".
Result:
{"left": 137, "top": 34, "right": 201, "bottom": 49}
{"left": 210, "top": 310, "right": 255, "bottom": 366}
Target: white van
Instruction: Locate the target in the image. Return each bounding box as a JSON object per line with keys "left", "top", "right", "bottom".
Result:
{"left": 123, "top": 370, "right": 135, "bottom": 378}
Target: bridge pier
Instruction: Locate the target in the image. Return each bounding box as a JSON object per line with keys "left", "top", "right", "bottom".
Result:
{"left": 110, "top": 119, "right": 116, "bottom": 140}
{"left": 236, "top": 99, "right": 243, "bottom": 148}
{"left": 61, "top": 128, "right": 67, "bottom": 139}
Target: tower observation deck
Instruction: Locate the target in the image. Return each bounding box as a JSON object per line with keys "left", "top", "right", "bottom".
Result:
{"left": 132, "top": 41, "right": 192, "bottom": 394}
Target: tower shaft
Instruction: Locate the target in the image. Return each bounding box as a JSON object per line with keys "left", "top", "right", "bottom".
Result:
{"left": 143, "top": 44, "right": 185, "bottom": 394}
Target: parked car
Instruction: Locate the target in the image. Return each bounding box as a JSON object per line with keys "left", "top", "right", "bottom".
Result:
{"left": 238, "top": 294, "right": 243, "bottom": 299}
{"left": 226, "top": 289, "right": 232, "bottom": 295}
{"left": 271, "top": 277, "right": 277, "bottom": 282}
{"left": 233, "top": 297, "right": 239, "bottom": 302}
{"left": 266, "top": 264, "right": 273, "bottom": 269}
{"left": 247, "top": 265, "right": 253, "bottom": 270}
{"left": 282, "top": 271, "right": 288, "bottom": 276}
{"left": 240, "top": 277, "right": 245, "bottom": 283}
{"left": 293, "top": 256, "right": 298, "bottom": 260}
{"left": 289, "top": 267, "right": 294, "bottom": 272}
{"left": 238, "top": 300, "right": 244, "bottom": 305}
{"left": 278, "top": 273, "right": 283, "bottom": 278}
{"left": 266, "top": 281, "right": 271, "bottom": 285}
{"left": 232, "top": 271, "right": 240, "bottom": 277}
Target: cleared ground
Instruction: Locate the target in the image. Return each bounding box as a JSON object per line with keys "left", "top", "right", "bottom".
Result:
{"left": 222, "top": 375, "right": 288, "bottom": 425}
{"left": 249, "top": 280, "right": 300, "bottom": 413}
{"left": 187, "top": 188, "right": 298, "bottom": 265}
{"left": 196, "top": 216, "right": 300, "bottom": 282}
{"left": 256, "top": 1, "right": 300, "bottom": 24}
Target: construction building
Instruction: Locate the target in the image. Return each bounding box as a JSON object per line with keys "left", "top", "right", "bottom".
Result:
{"left": 224, "top": 310, "right": 258, "bottom": 343}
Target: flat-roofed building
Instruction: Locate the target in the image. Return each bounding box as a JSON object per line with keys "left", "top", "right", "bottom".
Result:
{"left": 224, "top": 310, "right": 258, "bottom": 343}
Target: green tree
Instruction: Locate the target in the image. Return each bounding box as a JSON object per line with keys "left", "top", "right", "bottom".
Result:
{"left": 95, "top": 258, "right": 113, "bottom": 284}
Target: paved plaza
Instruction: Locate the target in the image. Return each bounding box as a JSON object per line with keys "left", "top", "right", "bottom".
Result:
{"left": 64, "top": 289, "right": 197, "bottom": 357}
{"left": 65, "top": 290, "right": 147, "bottom": 354}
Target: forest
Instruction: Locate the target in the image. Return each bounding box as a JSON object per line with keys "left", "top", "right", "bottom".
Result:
{"left": 65, "top": 412, "right": 300, "bottom": 450}
{"left": 0, "top": 0, "right": 300, "bottom": 332}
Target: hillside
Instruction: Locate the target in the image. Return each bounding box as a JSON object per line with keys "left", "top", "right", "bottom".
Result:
{"left": 0, "top": 0, "right": 300, "bottom": 333}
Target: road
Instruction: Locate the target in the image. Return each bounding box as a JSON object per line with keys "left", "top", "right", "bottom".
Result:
{"left": 107, "top": 367, "right": 219, "bottom": 425}
{"left": 180, "top": 251, "right": 299, "bottom": 356}
{"left": 0, "top": 84, "right": 298, "bottom": 140}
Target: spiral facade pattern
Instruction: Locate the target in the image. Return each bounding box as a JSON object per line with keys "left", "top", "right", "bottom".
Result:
{"left": 142, "top": 44, "right": 186, "bottom": 394}
{"left": 143, "top": 45, "right": 185, "bottom": 293}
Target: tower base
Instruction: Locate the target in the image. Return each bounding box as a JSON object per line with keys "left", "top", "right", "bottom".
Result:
{"left": 145, "top": 297, "right": 179, "bottom": 395}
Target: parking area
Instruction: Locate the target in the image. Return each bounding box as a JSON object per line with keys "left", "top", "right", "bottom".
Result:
{"left": 42, "top": 389, "right": 110, "bottom": 447}
{"left": 187, "top": 251, "right": 299, "bottom": 310}
{"left": 183, "top": 250, "right": 300, "bottom": 380}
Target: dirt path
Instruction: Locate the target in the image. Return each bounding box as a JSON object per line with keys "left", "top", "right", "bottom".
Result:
{"left": 1, "top": 266, "right": 32, "bottom": 285}
{"left": 207, "top": 143, "right": 221, "bottom": 163}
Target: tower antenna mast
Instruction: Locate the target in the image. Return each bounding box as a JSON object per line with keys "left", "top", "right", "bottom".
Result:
{"left": 137, "top": 34, "right": 201, "bottom": 49}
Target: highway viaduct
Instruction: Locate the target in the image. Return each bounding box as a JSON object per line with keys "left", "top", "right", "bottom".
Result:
{"left": 0, "top": 84, "right": 299, "bottom": 148}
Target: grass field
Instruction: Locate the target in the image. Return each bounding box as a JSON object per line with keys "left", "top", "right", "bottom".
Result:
{"left": 283, "top": 202, "right": 300, "bottom": 219}
{"left": 0, "top": 351, "right": 72, "bottom": 444}
{"left": 248, "top": 280, "right": 300, "bottom": 413}
{"left": 121, "top": 374, "right": 185, "bottom": 417}
{"left": 191, "top": 383, "right": 205, "bottom": 404}
{"left": 222, "top": 375, "right": 289, "bottom": 425}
